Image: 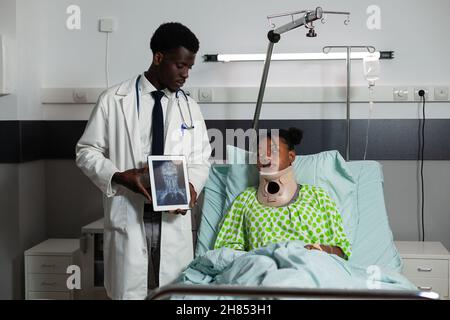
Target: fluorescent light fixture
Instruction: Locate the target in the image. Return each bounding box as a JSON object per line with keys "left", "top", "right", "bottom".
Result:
{"left": 204, "top": 51, "right": 393, "bottom": 62}
{"left": 219, "top": 52, "right": 375, "bottom": 62}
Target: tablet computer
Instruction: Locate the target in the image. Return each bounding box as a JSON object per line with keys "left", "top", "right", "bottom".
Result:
{"left": 147, "top": 155, "right": 190, "bottom": 211}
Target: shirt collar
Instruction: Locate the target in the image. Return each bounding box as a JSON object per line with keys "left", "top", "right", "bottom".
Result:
{"left": 139, "top": 72, "right": 175, "bottom": 99}
{"left": 139, "top": 72, "right": 157, "bottom": 95}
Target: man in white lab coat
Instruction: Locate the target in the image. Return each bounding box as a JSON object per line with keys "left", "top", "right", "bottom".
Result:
{"left": 76, "top": 22, "right": 211, "bottom": 300}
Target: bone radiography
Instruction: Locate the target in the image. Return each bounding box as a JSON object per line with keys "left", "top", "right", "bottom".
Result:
{"left": 155, "top": 161, "right": 187, "bottom": 206}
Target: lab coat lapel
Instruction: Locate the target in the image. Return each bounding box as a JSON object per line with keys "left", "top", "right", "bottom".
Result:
{"left": 118, "top": 79, "right": 142, "bottom": 168}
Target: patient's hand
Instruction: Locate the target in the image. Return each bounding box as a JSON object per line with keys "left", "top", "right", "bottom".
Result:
{"left": 304, "top": 244, "right": 346, "bottom": 259}
{"left": 304, "top": 244, "right": 320, "bottom": 251}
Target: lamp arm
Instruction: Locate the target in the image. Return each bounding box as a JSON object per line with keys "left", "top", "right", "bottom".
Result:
{"left": 252, "top": 7, "right": 323, "bottom": 131}
{"left": 271, "top": 7, "right": 323, "bottom": 40}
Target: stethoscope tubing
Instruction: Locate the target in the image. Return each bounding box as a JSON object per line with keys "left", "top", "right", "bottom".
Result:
{"left": 135, "top": 75, "right": 194, "bottom": 129}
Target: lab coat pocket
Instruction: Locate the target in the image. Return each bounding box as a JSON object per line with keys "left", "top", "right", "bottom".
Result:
{"left": 168, "top": 127, "right": 193, "bottom": 158}
{"left": 104, "top": 195, "right": 128, "bottom": 232}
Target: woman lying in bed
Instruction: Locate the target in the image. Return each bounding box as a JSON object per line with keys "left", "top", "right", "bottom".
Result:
{"left": 214, "top": 127, "right": 351, "bottom": 260}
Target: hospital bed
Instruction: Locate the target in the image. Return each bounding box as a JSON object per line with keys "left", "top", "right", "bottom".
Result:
{"left": 148, "top": 149, "right": 438, "bottom": 300}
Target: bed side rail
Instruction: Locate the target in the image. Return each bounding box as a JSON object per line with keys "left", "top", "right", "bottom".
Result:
{"left": 147, "top": 284, "right": 439, "bottom": 300}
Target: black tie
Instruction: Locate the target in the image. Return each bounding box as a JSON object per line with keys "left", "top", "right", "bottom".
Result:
{"left": 151, "top": 90, "right": 165, "bottom": 155}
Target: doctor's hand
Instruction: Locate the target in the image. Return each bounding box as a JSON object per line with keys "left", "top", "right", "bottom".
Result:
{"left": 169, "top": 183, "right": 197, "bottom": 216}
{"left": 188, "top": 183, "right": 198, "bottom": 208}
{"left": 112, "top": 167, "right": 152, "bottom": 202}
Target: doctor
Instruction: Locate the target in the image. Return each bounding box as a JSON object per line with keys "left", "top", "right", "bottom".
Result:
{"left": 76, "top": 22, "right": 211, "bottom": 300}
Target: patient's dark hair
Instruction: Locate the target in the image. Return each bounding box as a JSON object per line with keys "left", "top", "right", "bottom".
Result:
{"left": 259, "top": 127, "right": 303, "bottom": 151}
{"left": 150, "top": 22, "right": 199, "bottom": 54}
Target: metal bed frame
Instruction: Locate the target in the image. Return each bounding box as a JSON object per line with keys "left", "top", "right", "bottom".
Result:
{"left": 148, "top": 284, "right": 439, "bottom": 300}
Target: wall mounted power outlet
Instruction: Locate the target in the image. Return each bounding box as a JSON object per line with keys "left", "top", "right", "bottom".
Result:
{"left": 434, "top": 87, "right": 449, "bottom": 101}
{"left": 393, "top": 87, "right": 409, "bottom": 101}
{"left": 99, "top": 18, "right": 115, "bottom": 33}
{"left": 198, "top": 88, "right": 212, "bottom": 102}
{"left": 73, "top": 89, "right": 88, "bottom": 103}
{"left": 414, "top": 88, "right": 429, "bottom": 101}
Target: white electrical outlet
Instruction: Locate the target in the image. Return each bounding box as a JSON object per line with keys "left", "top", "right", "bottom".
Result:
{"left": 73, "top": 89, "right": 87, "bottom": 103}
{"left": 434, "top": 87, "right": 449, "bottom": 101}
{"left": 99, "top": 18, "right": 115, "bottom": 33}
{"left": 198, "top": 88, "right": 212, "bottom": 102}
{"left": 414, "top": 88, "right": 429, "bottom": 101}
{"left": 393, "top": 87, "right": 409, "bottom": 101}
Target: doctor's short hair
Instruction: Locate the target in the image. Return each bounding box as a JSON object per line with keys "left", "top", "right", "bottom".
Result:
{"left": 258, "top": 127, "right": 304, "bottom": 151}
{"left": 150, "top": 22, "right": 199, "bottom": 54}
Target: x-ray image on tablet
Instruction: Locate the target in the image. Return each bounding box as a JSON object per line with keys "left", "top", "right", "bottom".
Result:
{"left": 147, "top": 155, "right": 190, "bottom": 211}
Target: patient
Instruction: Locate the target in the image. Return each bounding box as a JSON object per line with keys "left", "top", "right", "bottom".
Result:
{"left": 214, "top": 128, "right": 352, "bottom": 260}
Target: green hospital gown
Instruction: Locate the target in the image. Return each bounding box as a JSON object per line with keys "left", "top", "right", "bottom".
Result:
{"left": 214, "top": 185, "right": 352, "bottom": 259}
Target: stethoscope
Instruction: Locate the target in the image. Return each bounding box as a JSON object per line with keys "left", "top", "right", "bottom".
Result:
{"left": 135, "top": 75, "right": 194, "bottom": 132}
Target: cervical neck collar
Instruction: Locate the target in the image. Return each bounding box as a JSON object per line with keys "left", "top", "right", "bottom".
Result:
{"left": 257, "top": 166, "right": 298, "bottom": 207}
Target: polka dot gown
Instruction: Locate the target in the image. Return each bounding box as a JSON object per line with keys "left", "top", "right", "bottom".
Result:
{"left": 214, "top": 185, "right": 352, "bottom": 259}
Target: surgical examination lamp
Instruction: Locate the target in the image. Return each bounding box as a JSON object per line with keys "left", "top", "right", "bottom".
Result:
{"left": 251, "top": 7, "right": 352, "bottom": 131}
{"left": 202, "top": 7, "right": 394, "bottom": 159}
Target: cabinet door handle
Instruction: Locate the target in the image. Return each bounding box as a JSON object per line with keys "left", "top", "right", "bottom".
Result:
{"left": 41, "top": 264, "right": 56, "bottom": 268}
{"left": 417, "top": 267, "right": 432, "bottom": 272}
{"left": 418, "top": 286, "right": 432, "bottom": 291}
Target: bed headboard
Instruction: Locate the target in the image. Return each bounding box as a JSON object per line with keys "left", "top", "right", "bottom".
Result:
{"left": 346, "top": 161, "right": 402, "bottom": 271}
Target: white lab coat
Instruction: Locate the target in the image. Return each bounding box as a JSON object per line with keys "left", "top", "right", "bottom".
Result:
{"left": 76, "top": 75, "right": 211, "bottom": 300}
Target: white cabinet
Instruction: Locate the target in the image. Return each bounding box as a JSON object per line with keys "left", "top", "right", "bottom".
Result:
{"left": 395, "top": 241, "right": 450, "bottom": 300}
{"left": 25, "top": 239, "right": 81, "bottom": 300}
{"left": 79, "top": 218, "right": 108, "bottom": 300}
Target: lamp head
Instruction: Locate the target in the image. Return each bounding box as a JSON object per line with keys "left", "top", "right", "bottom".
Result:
{"left": 306, "top": 28, "right": 317, "bottom": 37}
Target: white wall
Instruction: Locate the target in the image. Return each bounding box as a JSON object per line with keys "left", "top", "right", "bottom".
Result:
{"left": 0, "top": 0, "right": 43, "bottom": 120}
{"left": 0, "top": 0, "right": 17, "bottom": 119}
{"left": 0, "top": 0, "right": 47, "bottom": 299}
{"left": 3, "top": 0, "right": 450, "bottom": 120}
{"left": 40, "top": 0, "right": 450, "bottom": 120}
{"left": 15, "top": 0, "right": 44, "bottom": 120}
{"left": 41, "top": 0, "right": 450, "bottom": 88}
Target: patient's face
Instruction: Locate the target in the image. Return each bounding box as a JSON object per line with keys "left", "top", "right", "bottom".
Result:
{"left": 257, "top": 137, "right": 292, "bottom": 172}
